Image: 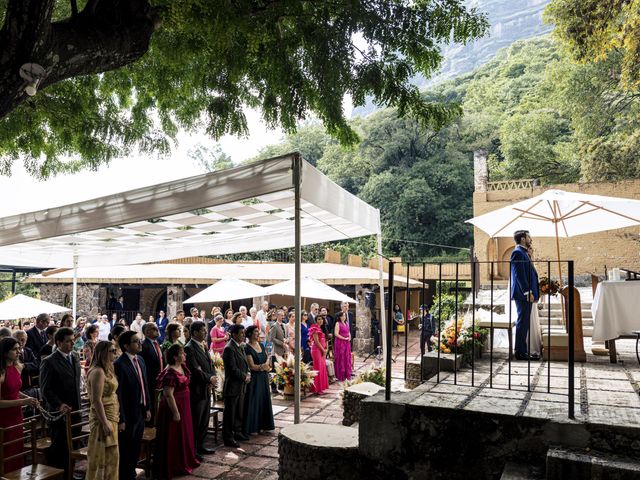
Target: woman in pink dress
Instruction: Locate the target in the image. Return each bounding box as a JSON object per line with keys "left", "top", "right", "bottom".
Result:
{"left": 153, "top": 344, "right": 199, "bottom": 479}
{"left": 333, "top": 311, "right": 352, "bottom": 381}
{"left": 209, "top": 314, "right": 228, "bottom": 354}
{"left": 0, "top": 337, "right": 39, "bottom": 473}
{"left": 309, "top": 317, "right": 329, "bottom": 394}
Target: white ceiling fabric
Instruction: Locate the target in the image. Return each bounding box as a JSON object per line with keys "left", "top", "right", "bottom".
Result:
{"left": 263, "top": 277, "right": 357, "bottom": 303}
{"left": 0, "top": 155, "right": 381, "bottom": 268}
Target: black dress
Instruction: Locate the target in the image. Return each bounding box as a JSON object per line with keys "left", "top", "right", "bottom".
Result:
{"left": 242, "top": 343, "right": 275, "bottom": 435}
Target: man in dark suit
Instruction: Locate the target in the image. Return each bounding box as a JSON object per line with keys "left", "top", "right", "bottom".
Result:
{"left": 26, "top": 313, "right": 49, "bottom": 359}
{"left": 114, "top": 331, "right": 151, "bottom": 480}
{"left": 139, "top": 322, "right": 163, "bottom": 425}
{"left": 14, "top": 330, "right": 39, "bottom": 396}
{"left": 222, "top": 324, "right": 250, "bottom": 447}
{"left": 510, "top": 230, "right": 540, "bottom": 360}
{"left": 185, "top": 321, "right": 217, "bottom": 458}
{"left": 156, "top": 310, "right": 169, "bottom": 343}
{"left": 39, "top": 327, "right": 81, "bottom": 473}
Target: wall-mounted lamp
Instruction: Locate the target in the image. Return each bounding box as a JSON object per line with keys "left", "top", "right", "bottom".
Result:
{"left": 19, "top": 63, "right": 46, "bottom": 97}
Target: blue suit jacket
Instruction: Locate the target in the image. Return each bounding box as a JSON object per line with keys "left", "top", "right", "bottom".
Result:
{"left": 510, "top": 245, "right": 539, "bottom": 302}
{"left": 156, "top": 316, "right": 169, "bottom": 342}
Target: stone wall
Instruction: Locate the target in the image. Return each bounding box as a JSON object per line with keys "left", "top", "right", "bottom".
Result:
{"left": 353, "top": 285, "right": 374, "bottom": 354}
{"left": 39, "top": 284, "right": 102, "bottom": 318}
{"left": 473, "top": 179, "right": 640, "bottom": 280}
{"left": 139, "top": 288, "right": 164, "bottom": 317}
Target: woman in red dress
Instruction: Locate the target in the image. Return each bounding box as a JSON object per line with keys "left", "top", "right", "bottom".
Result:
{"left": 152, "top": 343, "right": 200, "bottom": 480}
{"left": 0, "top": 337, "right": 39, "bottom": 473}
{"left": 309, "top": 317, "right": 329, "bottom": 395}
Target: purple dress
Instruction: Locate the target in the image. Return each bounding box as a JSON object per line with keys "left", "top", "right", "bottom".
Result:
{"left": 333, "top": 321, "right": 352, "bottom": 381}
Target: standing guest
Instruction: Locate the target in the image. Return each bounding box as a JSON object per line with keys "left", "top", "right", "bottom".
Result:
{"left": 114, "top": 331, "right": 151, "bottom": 480}
{"left": 97, "top": 315, "right": 111, "bottom": 342}
{"left": 209, "top": 314, "right": 228, "bottom": 355}
{"left": 333, "top": 311, "right": 352, "bottom": 381}
{"left": 419, "top": 305, "right": 435, "bottom": 355}
{"left": 26, "top": 312, "right": 49, "bottom": 359}
{"left": 337, "top": 302, "right": 356, "bottom": 348}
{"left": 222, "top": 324, "right": 250, "bottom": 447}
{"left": 116, "top": 296, "right": 125, "bottom": 313}
{"left": 39, "top": 325, "right": 59, "bottom": 359}
{"left": 281, "top": 306, "right": 289, "bottom": 321}
{"left": 308, "top": 303, "right": 319, "bottom": 326}
{"left": 156, "top": 310, "right": 169, "bottom": 343}
{"left": 83, "top": 324, "right": 99, "bottom": 374}
{"left": 239, "top": 306, "right": 252, "bottom": 329}
{"left": 0, "top": 337, "right": 39, "bottom": 473}
{"left": 256, "top": 301, "right": 269, "bottom": 327}
{"left": 40, "top": 327, "right": 81, "bottom": 473}
{"left": 300, "top": 311, "right": 311, "bottom": 363}
{"left": 510, "top": 230, "right": 539, "bottom": 360}
{"left": 153, "top": 344, "right": 200, "bottom": 479}
{"left": 140, "top": 323, "right": 163, "bottom": 425}
{"left": 249, "top": 307, "right": 261, "bottom": 333}
{"left": 109, "top": 313, "right": 118, "bottom": 330}
{"left": 86, "top": 341, "right": 120, "bottom": 480}
{"left": 224, "top": 308, "right": 234, "bottom": 330}
{"left": 161, "top": 323, "right": 183, "bottom": 363}
{"left": 321, "top": 307, "right": 334, "bottom": 337}
{"left": 109, "top": 324, "right": 126, "bottom": 360}
{"left": 242, "top": 326, "right": 275, "bottom": 436}
{"left": 189, "top": 307, "right": 200, "bottom": 322}
{"left": 176, "top": 310, "right": 187, "bottom": 344}
{"left": 0, "top": 327, "right": 11, "bottom": 339}
{"left": 184, "top": 321, "right": 216, "bottom": 458}
{"left": 59, "top": 313, "right": 74, "bottom": 328}
{"left": 73, "top": 318, "right": 87, "bottom": 351}
{"left": 13, "top": 330, "right": 39, "bottom": 395}
{"left": 130, "top": 313, "right": 146, "bottom": 336}
{"left": 286, "top": 312, "right": 297, "bottom": 355}
{"left": 392, "top": 304, "right": 404, "bottom": 348}
{"left": 309, "top": 317, "right": 329, "bottom": 395}
{"left": 268, "top": 309, "right": 287, "bottom": 359}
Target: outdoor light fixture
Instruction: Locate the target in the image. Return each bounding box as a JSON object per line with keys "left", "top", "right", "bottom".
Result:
{"left": 19, "top": 63, "right": 46, "bottom": 97}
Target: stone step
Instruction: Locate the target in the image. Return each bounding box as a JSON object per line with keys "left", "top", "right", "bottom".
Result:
{"left": 546, "top": 447, "right": 640, "bottom": 480}
{"left": 500, "top": 461, "right": 544, "bottom": 480}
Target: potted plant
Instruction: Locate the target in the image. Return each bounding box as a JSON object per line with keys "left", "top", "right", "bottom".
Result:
{"left": 272, "top": 354, "right": 317, "bottom": 395}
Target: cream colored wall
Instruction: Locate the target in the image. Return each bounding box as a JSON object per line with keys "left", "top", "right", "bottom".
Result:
{"left": 473, "top": 179, "right": 640, "bottom": 280}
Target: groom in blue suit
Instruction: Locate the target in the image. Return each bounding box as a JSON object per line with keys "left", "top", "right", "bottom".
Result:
{"left": 510, "top": 230, "right": 539, "bottom": 360}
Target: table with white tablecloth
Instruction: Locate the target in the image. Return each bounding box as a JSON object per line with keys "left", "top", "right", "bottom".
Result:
{"left": 591, "top": 280, "right": 640, "bottom": 342}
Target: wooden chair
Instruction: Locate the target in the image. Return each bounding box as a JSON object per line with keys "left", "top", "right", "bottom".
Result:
{"left": 138, "top": 388, "right": 162, "bottom": 478}
{"left": 22, "top": 411, "right": 52, "bottom": 462}
{"left": 65, "top": 408, "right": 90, "bottom": 480}
{"left": 209, "top": 396, "right": 223, "bottom": 442}
{"left": 0, "top": 418, "right": 64, "bottom": 480}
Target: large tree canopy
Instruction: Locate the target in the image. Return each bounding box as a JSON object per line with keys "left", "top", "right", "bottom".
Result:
{"left": 0, "top": 0, "right": 487, "bottom": 177}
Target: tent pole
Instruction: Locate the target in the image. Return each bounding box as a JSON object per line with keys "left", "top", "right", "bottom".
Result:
{"left": 293, "top": 154, "right": 302, "bottom": 424}
{"left": 377, "top": 232, "right": 387, "bottom": 367}
{"left": 72, "top": 255, "right": 78, "bottom": 326}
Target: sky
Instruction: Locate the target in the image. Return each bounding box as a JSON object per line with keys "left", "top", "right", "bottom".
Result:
{"left": 0, "top": 108, "right": 285, "bottom": 217}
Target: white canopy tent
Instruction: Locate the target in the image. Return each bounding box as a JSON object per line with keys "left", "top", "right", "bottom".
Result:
{"left": 183, "top": 278, "right": 268, "bottom": 304}
{"left": 0, "top": 294, "right": 70, "bottom": 320}
{"left": 263, "top": 277, "right": 357, "bottom": 304}
{"left": 0, "top": 154, "right": 385, "bottom": 422}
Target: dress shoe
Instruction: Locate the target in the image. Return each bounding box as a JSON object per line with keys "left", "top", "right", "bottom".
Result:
{"left": 224, "top": 440, "right": 240, "bottom": 448}
{"left": 515, "top": 353, "right": 529, "bottom": 360}
{"left": 198, "top": 446, "right": 215, "bottom": 454}
{"left": 234, "top": 433, "right": 250, "bottom": 441}
{"left": 529, "top": 353, "right": 541, "bottom": 361}
{"left": 195, "top": 453, "right": 204, "bottom": 462}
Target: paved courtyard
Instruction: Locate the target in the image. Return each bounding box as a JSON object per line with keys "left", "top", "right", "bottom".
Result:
{"left": 157, "top": 329, "right": 640, "bottom": 479}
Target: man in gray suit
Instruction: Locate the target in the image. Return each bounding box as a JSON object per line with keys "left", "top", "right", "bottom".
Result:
{"left": 268, "top": 309, "right": 287, "bottom": 358}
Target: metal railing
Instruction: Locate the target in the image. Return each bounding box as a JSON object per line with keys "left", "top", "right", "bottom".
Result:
{"left": 384, "top": 259, "right": 576, "bottom": 419}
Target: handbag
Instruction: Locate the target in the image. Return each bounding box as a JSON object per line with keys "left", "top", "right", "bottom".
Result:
{"left": 397, "top": 324, "right": 405, "bottom": 333}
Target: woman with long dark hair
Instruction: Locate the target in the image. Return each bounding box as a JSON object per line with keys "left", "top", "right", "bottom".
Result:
{"left": 333, "top": 311, "right": 352, "bottom": 381}
{"left": 242, "top": 325, "right": 275, "bottom": 436}
{"left": 153, "top": 343, "right": 199, "bottom": 479}
{"left": 86, "top": 341, "right": 120, "bottom": 479}
{"left": 83, "top": 324, "right": 99, "bottom": 374}
{"left": 0, "top": 337, "right": 39, "bottom": 472}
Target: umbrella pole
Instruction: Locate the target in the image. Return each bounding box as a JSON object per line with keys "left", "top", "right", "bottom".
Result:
{"left": 72, "top": 255, "right": 78, "bottom": 326}
{"left": 293, "top": 154, "right": 302, "bottom": 425}
{"left": 553, "top": 220, "right": 566, "bottom": 327}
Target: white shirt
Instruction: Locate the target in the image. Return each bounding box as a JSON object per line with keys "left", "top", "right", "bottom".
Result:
{"left": 241, "top": 316, "right": 253, "bottom": 329}
{"left": 97, "top": 321, "right": 111, "bottom": 341}
{"left": 256, "top": 309, "right": 268, "bottom": 325}
{"left": 130, "top": 319, "right": 146, "bottom": 335}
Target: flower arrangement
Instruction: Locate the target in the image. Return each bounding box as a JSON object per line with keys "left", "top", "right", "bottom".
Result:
{"left": 539, "top": 277, "right": 561, "bottom": 296}
{"left": 431, "top": 318, "right": 488, "bottom": 363}
{"left": 271, "top": 354, "right": 316, "bottom": 391}
{"left": 209, "top": 351, "right": 224, "bottom": 369}
{"left": 343, "top": 365, "right": 386, "bottom": 390}
{"left": 208, "top": 351, "right": 225, "bottom": 400}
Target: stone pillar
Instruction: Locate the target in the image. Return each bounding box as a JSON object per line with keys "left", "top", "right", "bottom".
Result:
{"left": 474, "top": 149, "right": 488, "bottom": 192}
{"left": 167, "top": 285, "right": 184, "bottom": 319}
{"left": 353, "top": 285, "right": 373, "bottom": 354}
{"left": 39, "top": 284, "right": 101, "bottom": 318}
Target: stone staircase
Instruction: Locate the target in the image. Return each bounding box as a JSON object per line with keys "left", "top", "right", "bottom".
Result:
{"left": 540, "top": 301, "right": 594, "bottom": 337}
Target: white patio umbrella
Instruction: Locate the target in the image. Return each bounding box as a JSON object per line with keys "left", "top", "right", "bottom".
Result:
{"left": 467, "top": 189, "right": 640, "bottom": 282}
{"left": 183, "top": 278, "right": 267, "bottom": 304}
{"left": 263, "top": 277, "right": 356, "bottom": 304}
{"left": 0, "top": 294, "right": 70, "bottom": 320}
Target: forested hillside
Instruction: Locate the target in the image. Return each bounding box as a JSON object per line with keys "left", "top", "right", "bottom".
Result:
{"left": 251, "top": 36, "right": 640, "bottom": 260}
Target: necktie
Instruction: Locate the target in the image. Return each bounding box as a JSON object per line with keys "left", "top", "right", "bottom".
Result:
{"left": 41, "top": 330, "right": 47, "bottom": 343}
{"left": 132, "top": 356, "right": 147, "bottom": 407}
{"left": 153, "top": 341, "right": 163, "bottom": 370}
{"left": 68, "top": 354, "right": 73, "bottom": 366}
